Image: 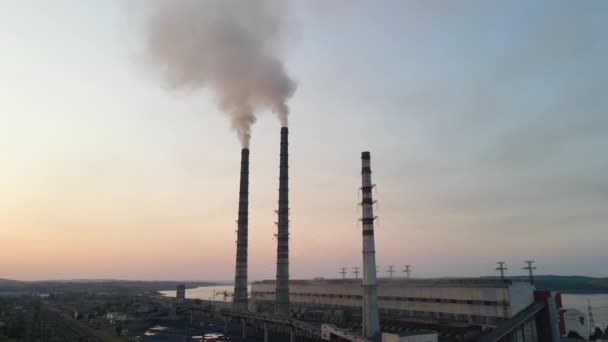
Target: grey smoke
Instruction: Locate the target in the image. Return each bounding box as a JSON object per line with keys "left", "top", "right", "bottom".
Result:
{"left": 144, "top": 0, "right": 296, "bottom": 147}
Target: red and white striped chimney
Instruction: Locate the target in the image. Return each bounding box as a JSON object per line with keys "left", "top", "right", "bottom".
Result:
{"left": 361, "top": 151, "right": 380, "bottom": 339}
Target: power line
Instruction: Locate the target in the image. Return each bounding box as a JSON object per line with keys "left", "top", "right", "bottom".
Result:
{"left": 340, "top": 267, "right": 347, "bottom": 280}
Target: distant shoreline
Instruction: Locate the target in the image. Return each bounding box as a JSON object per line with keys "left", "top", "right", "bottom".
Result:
{"left": 2, "top": 276, "right": 607, "bottom": 295}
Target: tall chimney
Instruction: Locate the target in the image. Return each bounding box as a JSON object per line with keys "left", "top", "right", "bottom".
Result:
{"left": 361, "top": 151, "right": 380, "bottom": 339}
{"left": 233, "top": 148, "right": 249, "bottom": 311}
{"left": 275, "top": 127, "right": 290, "bottom": 316}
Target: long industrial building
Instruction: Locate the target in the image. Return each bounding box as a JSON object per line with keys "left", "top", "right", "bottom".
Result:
{"left": 251, "top": 278, "right": 535, "bottom": 330}
{"left": 218, "top": 141, "right": 561, "bottom": 342}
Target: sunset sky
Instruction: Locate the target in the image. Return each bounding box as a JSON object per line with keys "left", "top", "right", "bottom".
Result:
{"left": 1, "top": 0, "right": 607, "bottom": 281}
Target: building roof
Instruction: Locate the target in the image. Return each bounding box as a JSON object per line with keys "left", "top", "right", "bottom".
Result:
{"left": 563, "top": 308, "right": 586, "bottom": 315}
{"left": 253, "top": 277, "right": 514, "bottom": 287}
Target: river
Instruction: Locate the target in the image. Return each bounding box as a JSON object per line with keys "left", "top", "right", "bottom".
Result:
{"left": 159, "top": 284, "right": 247, "bottom": 302}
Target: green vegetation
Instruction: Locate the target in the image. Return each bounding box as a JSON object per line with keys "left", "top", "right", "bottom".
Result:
{"left": 590, "top": 277, "right": 608, "bottom": 288}
{"left": 69, "top": 315, "right": 128, "bottom": 342}
{"left": 0, "top": 297, "right": 50, "bottom": 341}
{"left": 509, "top": 275, "right": 608, "bottom": 293}
{"left": 0, "top": 280, "right": 227, "bottom": 341}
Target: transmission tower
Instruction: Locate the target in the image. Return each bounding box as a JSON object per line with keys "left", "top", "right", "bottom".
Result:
{"left": 403, "top": 265, "right": 412, "bottom": 279}
{"left": 340, "top": 267, "right": 347, "bottom": 280}
{"left": 387, "top": 266, "right": 395, "bottom": 277}
{"left": 353, "top": 267, "right": 360, "bottom": 279}
{"left": 523, "top": 260, "right": 536, "bottom": 285}
{"left": 496, "top": 261, "right": 508, "bottom": 279}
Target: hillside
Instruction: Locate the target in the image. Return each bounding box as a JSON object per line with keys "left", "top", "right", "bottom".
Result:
{"left": 509, "top": 275, "right": 608, "bottom": 293}
{"left": 0, "top": 279, "right": 223, "bottom": 295}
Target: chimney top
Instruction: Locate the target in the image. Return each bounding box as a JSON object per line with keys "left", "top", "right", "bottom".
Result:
{"left": 362, "top": 151, "right": 371, "bottom": 160}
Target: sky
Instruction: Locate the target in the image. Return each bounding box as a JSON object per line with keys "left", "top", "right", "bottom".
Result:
{"left": 0, "top": 0, "right": 607, "bottom": 281}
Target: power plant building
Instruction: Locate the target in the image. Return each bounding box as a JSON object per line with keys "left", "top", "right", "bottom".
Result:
{"left": 215, "top": 133, "right": 558, "bottom": 342}
{"left": 251, "top": 278, "right": 535, "bottom": 329}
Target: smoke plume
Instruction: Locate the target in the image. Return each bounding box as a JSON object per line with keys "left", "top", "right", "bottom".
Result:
{"left": 144, "top": 0, "right": 296, "bottom": 147}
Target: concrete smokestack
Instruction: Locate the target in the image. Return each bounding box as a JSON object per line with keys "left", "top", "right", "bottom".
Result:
{"left": 233, "top": 148, "right": 249, "bottom": 311}
{"left": 361, "top": 151, "right": 380, "bottom": 339}
{"left": 275, "top": 127, "right": 290, "bottom": 316}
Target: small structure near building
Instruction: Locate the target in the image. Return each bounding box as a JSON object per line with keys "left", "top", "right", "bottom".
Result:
{"left": 32, "top": 293, "right": 50, "bottom": 299}
{"left": 106, "top": 312, "right": 127, "bottom": 323}
{"left": 135, "top": 302, "right": 156, "bottom": 314}
{"left": 321, "top": 324, "right": 373, "bottom": 342}
{"left": 597, "top": 333, "right": 608, "bottom": 342}
{"left": 562, "top": 309, "right": 588, "bottom": 339}
{"left": 74, "top": 309, "right": 95, "bottom": 321}
{"left": 382, "top": 331, "right": 438, "bottom": 342}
